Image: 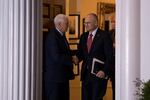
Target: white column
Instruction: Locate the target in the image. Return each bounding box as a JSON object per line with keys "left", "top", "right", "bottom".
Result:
{"left": 141, "top": 0, "right": 150, "bottom": 81}
{"left": 116, "top": 0, "right": 140, "bottom": 100}
{"left": 0, "top": 0, "right": 42, "bottom": 100}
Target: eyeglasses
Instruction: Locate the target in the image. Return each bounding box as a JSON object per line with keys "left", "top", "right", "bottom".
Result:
{"left": 84, "top": 22, "right": 93, "bottom": 25}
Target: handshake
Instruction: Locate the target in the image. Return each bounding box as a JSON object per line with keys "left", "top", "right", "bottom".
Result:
{"left": 72, "top": 55, "right": 79, "bottom": 65}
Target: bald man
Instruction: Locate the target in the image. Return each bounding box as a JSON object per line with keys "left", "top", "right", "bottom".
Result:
{"left": 76, "top": 13, "right": 113, "bottom": 100}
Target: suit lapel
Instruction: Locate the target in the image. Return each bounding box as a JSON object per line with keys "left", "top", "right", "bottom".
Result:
{"left": 84, "top": 32, "right": 90, "bottom": 54}
{"left": 63, "top": 35, "right": 70, "bottom": 49}
{"left": 90, "top": 29, "right": 102, "bottom": 53}
{"left": 55, "top": 29, "right": 70, "bottom": 50}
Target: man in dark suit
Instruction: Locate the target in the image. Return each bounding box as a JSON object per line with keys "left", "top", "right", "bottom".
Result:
{"left": 74, "top": 13, "right": 113, "bottom": 100}
{"left": 44, "top": 14, "right": 74, "bottom": 100}
{"left": 109, "top": 14, "right": 116, "bottom": 100}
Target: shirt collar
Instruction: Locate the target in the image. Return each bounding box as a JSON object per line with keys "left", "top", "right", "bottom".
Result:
{"left": 89, "top": 27, "right": 98, "bottom": 38}
{"left": 56, "top": 27, "right": 64, "bottom": 36}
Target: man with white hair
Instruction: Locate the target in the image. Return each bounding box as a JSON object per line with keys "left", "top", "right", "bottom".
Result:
{"left": 44, "top": 14, "right": 75, "bottom": 100}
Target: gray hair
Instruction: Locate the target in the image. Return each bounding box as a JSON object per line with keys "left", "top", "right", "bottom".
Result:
{"left": 54, "top": 14, "right": 68, "bottom": 26}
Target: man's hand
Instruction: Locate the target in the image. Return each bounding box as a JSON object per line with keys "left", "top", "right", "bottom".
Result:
{"left": 96, "top": 71, "right": 105, "bottom": 78}
{"left": 72, "top": 55, "right": 79, "bottom": 65}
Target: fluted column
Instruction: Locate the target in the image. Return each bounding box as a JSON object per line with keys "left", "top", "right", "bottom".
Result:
{"left": 116, "top": 0, "right": 140, "bottom": 100}
{"left": 0, "top": 0, "right": 42, "bottom": 100}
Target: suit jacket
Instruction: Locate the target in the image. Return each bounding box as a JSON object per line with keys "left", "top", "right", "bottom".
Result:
{"left": 44, "top": 28, "right": 74, "bottom": 83}
{"left": 77, "top": 28, "right": 113, "bottom": 81}
{"left": 109, "top": 29, "right": 115, "bottom": 78}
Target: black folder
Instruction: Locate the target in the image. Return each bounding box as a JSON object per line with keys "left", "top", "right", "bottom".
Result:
{"left": 91, "top": 58, "right": 108, "bottom": 79}
{"left": 91, "top": 58, "right": 104, "bottom": 75}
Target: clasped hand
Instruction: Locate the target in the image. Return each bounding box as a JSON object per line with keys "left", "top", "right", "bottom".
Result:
{"left": 72, "top": 55, "right": 79, "bottom": 65}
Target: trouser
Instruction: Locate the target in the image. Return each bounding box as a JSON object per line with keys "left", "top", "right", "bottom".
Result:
{"left": 81, "top": 77, "right": 108, "bottom": 100}
{"left": 44, "top": 81, "right": 69, "bottom": 100}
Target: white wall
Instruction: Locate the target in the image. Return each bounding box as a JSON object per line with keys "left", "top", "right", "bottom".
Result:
{"left": 141, "top": 0, "right": 150, "bottom": 81}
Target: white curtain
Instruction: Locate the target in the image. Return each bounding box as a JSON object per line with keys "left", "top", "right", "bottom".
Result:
{"left": 0, "top": 0, "right": 42, "bottom": 100}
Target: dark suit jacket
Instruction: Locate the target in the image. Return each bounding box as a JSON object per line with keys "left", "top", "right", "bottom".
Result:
{"left": 109, "top": 29, "right": 115, "bottom": 73}
{"left": 44, "top": 28, "right": 74, "bottom": 83}
{"left": 77, "top": 28, "right": 113, "bottom": 81}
